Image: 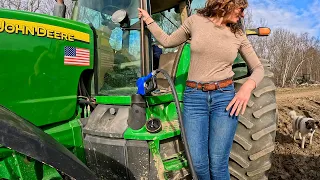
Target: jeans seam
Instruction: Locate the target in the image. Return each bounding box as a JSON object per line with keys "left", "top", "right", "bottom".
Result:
{"left": 207, "top": 91, "right": 210, "bottom": 113}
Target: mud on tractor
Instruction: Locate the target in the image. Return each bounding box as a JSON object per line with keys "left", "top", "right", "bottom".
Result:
{"left": 0, "top": 0, "right": 277, "bottom": 179}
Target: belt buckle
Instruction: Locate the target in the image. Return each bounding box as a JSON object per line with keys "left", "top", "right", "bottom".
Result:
{"left": 201, "top": 83, "right": 208, "bottom": 91}
{"left": 214, "top": 82, "right": 219, "bottom": 90}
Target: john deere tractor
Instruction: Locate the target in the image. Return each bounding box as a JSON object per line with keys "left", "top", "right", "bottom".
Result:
{"left": 0, "top": 0, "right": 277, "bottom": 179}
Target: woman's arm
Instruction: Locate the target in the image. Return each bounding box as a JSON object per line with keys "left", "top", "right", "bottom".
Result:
{"left": 239, "top": 36, "right": 264, "bottom": 87}
{"left": 226, "top": 35, "right": 265, "bottom": 116}
{"left": 138, "top": 8, "right": 193, "bottom": 48}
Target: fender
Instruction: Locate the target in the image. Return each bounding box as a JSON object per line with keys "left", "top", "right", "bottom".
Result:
{"left": 0, "top": 105, "right": 98, "bottom": 180}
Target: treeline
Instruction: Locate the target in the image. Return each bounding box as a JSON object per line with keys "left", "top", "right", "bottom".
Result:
{"left": 249, "top": 29, "right": 320, "bottom": 87}
{"left": 0, "top": 0, "right": 74, "bottom": 18}
{"left": 245, "top": 11, "right": 320, "bottom": 87}
{"left": 2, "top": 1, "right": 319, "bottom": 87}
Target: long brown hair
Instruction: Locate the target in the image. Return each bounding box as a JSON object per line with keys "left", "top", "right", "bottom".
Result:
{"left": 197, "top": 0, "right": 248, "bottom": 34}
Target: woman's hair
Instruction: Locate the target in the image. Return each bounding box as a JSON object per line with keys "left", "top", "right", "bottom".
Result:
{"left": 197, "top": 0, "right": 248, "bottom": 34}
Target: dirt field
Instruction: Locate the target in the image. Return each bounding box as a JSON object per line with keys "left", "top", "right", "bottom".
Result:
{"left": 268, "top": 85, "right": 320, "bottom": 180}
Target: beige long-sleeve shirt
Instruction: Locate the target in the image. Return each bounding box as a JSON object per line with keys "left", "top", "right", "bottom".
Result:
{"left": 146, "top": 13, "right": 264, "bottom": 87}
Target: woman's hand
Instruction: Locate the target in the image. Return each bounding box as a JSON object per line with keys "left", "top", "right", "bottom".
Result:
{"left": 226, "top": 79, "right": 256, "bottom": 116}
{"left": 138, "top": 8, "right": 151, "bottom": 21}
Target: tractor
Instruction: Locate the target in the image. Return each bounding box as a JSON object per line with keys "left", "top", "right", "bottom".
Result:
{"left": 0, "top": 0, "right": 277, "bottom": 179}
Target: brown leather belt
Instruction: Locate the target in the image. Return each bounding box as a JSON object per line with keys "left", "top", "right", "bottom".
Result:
{"left": 186, "top": 79, "right": 233, "bottom": 91}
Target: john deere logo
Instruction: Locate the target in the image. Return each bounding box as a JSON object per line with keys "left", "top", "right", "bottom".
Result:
{"left": 0, "top": 18, "right": 90, "bottom": 43}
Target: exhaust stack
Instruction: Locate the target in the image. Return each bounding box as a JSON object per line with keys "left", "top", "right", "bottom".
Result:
{"left": 53, "top": 0, "right": 66, "bottom": 18}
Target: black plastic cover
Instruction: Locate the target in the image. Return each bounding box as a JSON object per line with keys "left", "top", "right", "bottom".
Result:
{"left": 0, "top": 105, "right": 98, "bottom": 180}
{"left": 84, "top": 135, "right": 150, "bottom": 179}
{"left": 129, "top": 94, "right": 146, "bottom": 130}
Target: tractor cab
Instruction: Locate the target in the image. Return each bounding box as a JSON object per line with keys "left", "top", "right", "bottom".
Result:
{"left": 73, "top": 0, "right": 142, "bottom": 96}
{"left": 71, "top": 0, "right": 190, "bottom": 97}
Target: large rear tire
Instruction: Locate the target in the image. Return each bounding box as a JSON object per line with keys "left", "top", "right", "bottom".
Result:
{"left": 229, "top": 59, "right": 277, "bottom": 180}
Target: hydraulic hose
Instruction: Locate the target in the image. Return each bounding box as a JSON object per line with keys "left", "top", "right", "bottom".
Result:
{"left": 156, "top": 69, "right": 198, "bottom": 180}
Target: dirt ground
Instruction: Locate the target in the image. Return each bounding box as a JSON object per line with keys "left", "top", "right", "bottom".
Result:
{"left": 268, "top": 85, "right": 320, "bottom": 180}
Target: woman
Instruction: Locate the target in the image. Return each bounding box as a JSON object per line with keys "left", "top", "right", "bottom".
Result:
{"left": 138, "top": 0, "right": 264, "bottom": 179}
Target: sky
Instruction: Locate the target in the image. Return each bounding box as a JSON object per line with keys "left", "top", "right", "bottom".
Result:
{"left": 191, "top": 0, "right": 320, "bottom": 38}
{"left": 247, "top": 0, "right": 320, "bottom": 37}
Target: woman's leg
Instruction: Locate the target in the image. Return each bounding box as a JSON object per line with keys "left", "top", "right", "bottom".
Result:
{"left": 208, "top": 85, "right": 239, "bottom": 180}
{"left": 183, "top": 86, "right": 210, "bottom": 180}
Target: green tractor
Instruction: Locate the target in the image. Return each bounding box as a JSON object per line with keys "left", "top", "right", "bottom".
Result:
{"left": 0, "top": 0, "right": 277, "bottom": 179}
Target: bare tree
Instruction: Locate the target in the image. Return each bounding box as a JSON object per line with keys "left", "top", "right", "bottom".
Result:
{"left": 0, "top": 0, "right": 74, "bottom": 18}
{"left": 27, "top": 0, "right": 40, "bottom": 12}
{"left": 243, "top": 10, "right": 320, "bottom": 86}
{"left": 0, "top": 0, "right": 42, "bottom": 12}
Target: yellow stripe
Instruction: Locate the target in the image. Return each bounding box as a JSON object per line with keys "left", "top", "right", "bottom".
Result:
{"left": 0, "top": 18, "right": 90, "bottom": 43}
{"left": 245, "top": 29, "right": 258, "bottom": 35}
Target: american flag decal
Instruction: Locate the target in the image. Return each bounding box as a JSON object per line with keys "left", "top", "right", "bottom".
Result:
{"left": 64, "top": 46, "right": 90, "bottom": 66}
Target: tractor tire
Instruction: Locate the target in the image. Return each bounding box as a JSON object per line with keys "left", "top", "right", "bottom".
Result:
{"left": 229, "top": 59, "right": 277, "bottom": 180}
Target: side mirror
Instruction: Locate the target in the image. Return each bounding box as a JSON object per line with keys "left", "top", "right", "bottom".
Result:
{"left": 112, "top": 9, "right": 130, "bottom": 28}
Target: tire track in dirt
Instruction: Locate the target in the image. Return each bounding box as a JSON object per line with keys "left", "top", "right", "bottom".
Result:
{"left": 277, "top": 87, "right": 320, "bottom": 100}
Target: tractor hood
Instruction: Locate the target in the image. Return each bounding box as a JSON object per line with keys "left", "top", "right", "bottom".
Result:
{"left": 0, "top": 8, "right": 94, "bottom": 126}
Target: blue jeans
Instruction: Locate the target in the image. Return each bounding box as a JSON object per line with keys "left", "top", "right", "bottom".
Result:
{"left": 183, "top": 82, "right": 238, "bottom": 180}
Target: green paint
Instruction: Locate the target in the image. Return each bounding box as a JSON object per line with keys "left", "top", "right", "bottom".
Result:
{"left": 234, "top": 53, "right": 245, "bottom": 64}
{"left": 123, "top": 125, "right": 180, "bottom": 140}
{"left": 13, "top": 152, "right": 43, "bottom": 180}
{"left": 149, "top": 140, "right": 188, "bottom": 178}
{"left": 0, "top": 9, "right": 94, "bottom": 126}
{"left": 0, "top": 148, "right": 13, "bottom": 159}
{"left": 233, "top": 54, "right": 249, "bottom": 80}
{"left": 44, "top": 118, "right": 85, "bottom": 163}
{"left": 163, "top": 155, "right": 188, "bottom": 171}
{"left": 174, "top": 44, "right": 191, "bottom": 93}
{"left": 0, "top": 156, "right": 20, "bottom": 179}
{"left": 149, "top": 140, "right": 168, "bottom": 180}
{"left": 146, "top": 93, "right": 183, "bottom": 105}
{"left": 95, "top": 96, "right": 131, "bottom": 105}
{"left": 18, "top": 95, "right": 76, "bottom": 103}
{"left": 42, "top": 165, "right": 63, "bottom": 180}
{"left": 0, "top": 152, "right": 61, "bottom": 180}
